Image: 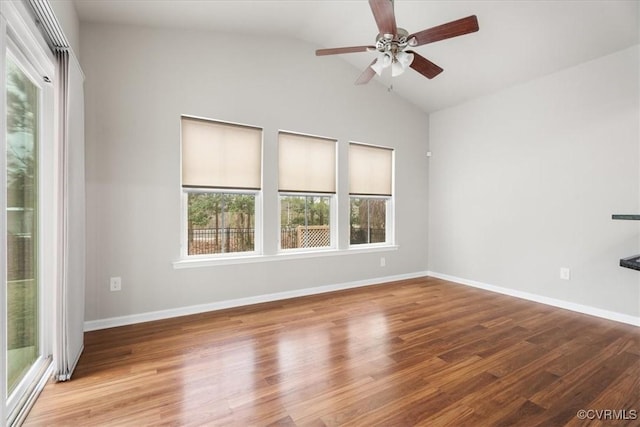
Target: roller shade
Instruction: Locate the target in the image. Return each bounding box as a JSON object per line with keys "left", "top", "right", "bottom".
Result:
{"left": 349, "top": 143, "right": 393, "bottom": 196}
{"left": 279, "top": 132, "right": 336, "bottom": 193}
{"left": 181, "top": 116, "right": 262, "bottom": 190}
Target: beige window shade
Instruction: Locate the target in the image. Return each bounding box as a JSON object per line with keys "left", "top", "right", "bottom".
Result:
{"left": 279, "top": 132, "right": 336, "bottom": 193}
{"left": 181, "top": 116, "right": 262, "bottom": 190}
{"left": 349, "top": 143, "right": 393, "bottom": 196}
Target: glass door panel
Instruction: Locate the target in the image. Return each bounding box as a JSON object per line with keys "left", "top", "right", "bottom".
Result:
{"left": 6, "top": 57, "right": 39, "bottom": 395}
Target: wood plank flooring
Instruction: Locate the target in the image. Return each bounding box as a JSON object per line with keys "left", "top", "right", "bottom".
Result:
{"left": 24, "top": 276, "right": 640, "bottom": 426}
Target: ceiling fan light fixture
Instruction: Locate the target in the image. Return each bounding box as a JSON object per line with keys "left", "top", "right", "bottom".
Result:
{"left": 391, "top": 60, "right": 405, "bottom": 77}
{"left": 397, "top": 51, "right": 413, "bottom": 67}
{"left": 371, "top": 59, "right": 385, "bottom": 76}
{"left": 371, "top": 52, "right": 392, "bottom": 75}
{"left": 391, "top": 51, "right": 413, "bottom": 76}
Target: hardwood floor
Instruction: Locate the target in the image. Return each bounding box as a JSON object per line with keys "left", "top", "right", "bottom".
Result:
{"left": 25, "top": 277, "right": 639, "bottom": 426}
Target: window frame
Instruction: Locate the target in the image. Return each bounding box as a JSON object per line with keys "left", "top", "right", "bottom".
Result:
{"left": 181, "top": 188, "right": 262, "bottom": 259}
{"left": 179, "top": 116, "right": 263, "bottom": 260}
{"left": 348, "top": 142, "right": 395, "bottom": 248}
{"left": 349, "top": 195, "right": 393, "bottom": 247}
{"left": 277, "top": 130, "right": 337, "bottom": 254}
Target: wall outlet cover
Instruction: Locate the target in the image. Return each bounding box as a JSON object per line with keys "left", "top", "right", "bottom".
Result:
{"left": 110, "top": 276, "right": 122, "bottom": 291}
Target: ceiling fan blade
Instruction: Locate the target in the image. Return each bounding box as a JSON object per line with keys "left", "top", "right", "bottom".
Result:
{"left": 369, "top": 0, "right": 397, "bottom": 35}
{"left": 355, "top": 60, "right": 378, "bottom": 85}
{"left": 408, "top": 15, "right": 479, "bottom": 47}
{"left": 408, "top": 52, "right": 443, "bottom": 79}
{"left": 316, "top": 46, "right": 375, "bottom": 56}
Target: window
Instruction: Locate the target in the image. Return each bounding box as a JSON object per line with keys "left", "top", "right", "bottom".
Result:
{"left": 350, "top": 198, "right": 387, "bottom": 244}
{"left": 280, "top": 195, "right": 331, "bottom": 249}
{"left": 187, "top": 192, "right": 255, "bottom": 255}
{"left": 349, "top": 143, "right": 393, "bottom": 245}
{"left": 278, "top": 132, "right": 336, "bottom": 250}
{"left": 181, "top": 116, "right": 262, "bottom": 256}
{"left": 6, "top": 55, "right": 40, "bottom": 398}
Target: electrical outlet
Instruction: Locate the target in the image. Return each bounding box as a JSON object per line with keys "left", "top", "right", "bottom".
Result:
{"left": 560, "top": 268, "right": 571, "bottom": 281}
{"left": 110, "top": 276, "right": 122, "bottom": 291}
{"left": 380, "top": 257, "right": 386, "bottom": 267}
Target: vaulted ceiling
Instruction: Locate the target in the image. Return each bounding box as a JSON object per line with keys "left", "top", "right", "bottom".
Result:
{"left": 74, "top": 0, "right": 639, "bottom": 113}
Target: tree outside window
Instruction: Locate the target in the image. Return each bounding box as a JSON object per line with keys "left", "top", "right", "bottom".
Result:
{"left": 350, "top": 198, "right": 386, "bottom": 244}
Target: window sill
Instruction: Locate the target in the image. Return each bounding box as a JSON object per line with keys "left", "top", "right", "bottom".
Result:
{"left": 173, "top": 245, "right": 399, "bottom": 269}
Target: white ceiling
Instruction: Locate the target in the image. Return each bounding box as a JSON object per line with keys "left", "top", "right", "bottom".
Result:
{"left": 74, "top": 0, "right": 639, "bottom": 113}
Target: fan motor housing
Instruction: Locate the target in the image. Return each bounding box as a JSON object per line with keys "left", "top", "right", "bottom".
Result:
{"left": 375, "top": 28, "right": 409, "bottom": 53}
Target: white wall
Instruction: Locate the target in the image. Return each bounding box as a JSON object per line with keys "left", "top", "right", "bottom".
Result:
{"left": 428, "top": 45, "right": 640, "bottom": 318}
{"left": 80, "top": 24, "right": 430, "bottom": 322}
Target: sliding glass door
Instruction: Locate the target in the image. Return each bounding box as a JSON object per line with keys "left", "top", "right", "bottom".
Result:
{"left": 2, "top": 3, "right": 56, "bottom": 423}
{"left": 6, "top": 55, "right": 40, "bottom": 398}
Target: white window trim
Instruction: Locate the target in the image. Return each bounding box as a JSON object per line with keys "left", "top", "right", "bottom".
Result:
{"left": 179, "top": 114, "right": 264, "bottom": 260}
{"left": 277, "top": 192, "right": 337, "bottom": 253}
{"left": 387, "top": 194, "right": 395, "bottom": 245}
{"left": 173, "top": 243, "right": 398, "bottom": 269}
{"left": 180, "top": 188, "right": 263, "bottom": 259}
{"left": 348, "top": 142, "right": 395, "bottom": 248}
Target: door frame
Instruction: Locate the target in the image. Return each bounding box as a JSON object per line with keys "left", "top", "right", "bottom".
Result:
{"left": 1, "top": 1, "right": 57, "bottom": 424}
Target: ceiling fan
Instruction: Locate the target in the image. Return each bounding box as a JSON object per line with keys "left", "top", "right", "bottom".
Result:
{"left": 316, "top": 0, "right": 479, "bottom": 85}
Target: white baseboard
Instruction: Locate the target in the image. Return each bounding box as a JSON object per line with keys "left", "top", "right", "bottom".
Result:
{"left": 427, "top": 271, "right": 640, "bottom": 327}
{"left": 84, "top": 271, "right": 430, "bottom": 331}
{"left": 85, "top": 270, "right": 640, "bottom": 331}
